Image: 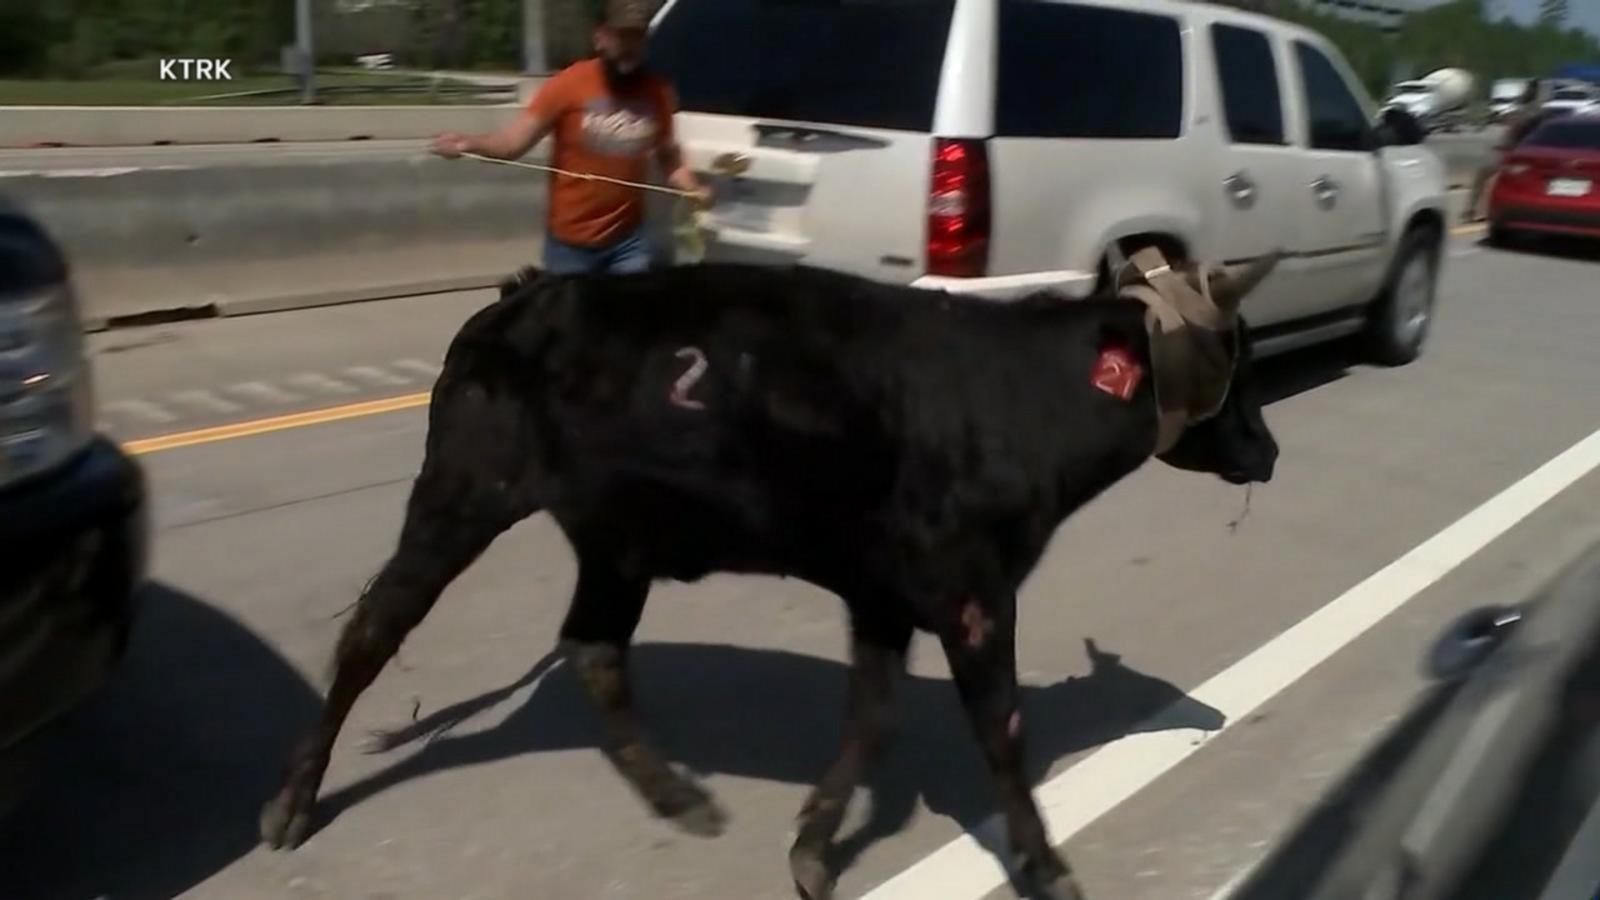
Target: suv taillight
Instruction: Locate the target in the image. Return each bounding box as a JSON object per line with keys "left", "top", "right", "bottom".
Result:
{"left": 927, "top": 138, "right": 991, "bottom": 278}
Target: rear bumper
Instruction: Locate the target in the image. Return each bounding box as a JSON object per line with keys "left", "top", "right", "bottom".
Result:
{"left": 1492, "top": 204, "right": 1600, "bottom": 238}
{"left": 910, "top": 268, "right": 1098, "bottom": 300}
{"left": 0, "top": 437, "right": 148, "bottom": 753}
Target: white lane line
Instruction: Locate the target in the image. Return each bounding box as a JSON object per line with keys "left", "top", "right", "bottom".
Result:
{"left": 392, "top": 358, "right": 442, "bottom": 380}
{"left": 101, "top": 399, "right": 177, "bottom": 424}
{"left": 862, "top": 424, "right": 1600, "bottom": 900}
{"left": 343, "top": 365, "right": 409, "bottom": 387}
{"left": 170, "top": 389, "right": 243, "bottom": 415}
{"left": 227, "top": 381, "right": 301, "bottom": 405}
{"left": 287, "top": 372, "right": 359, "bottom": 396}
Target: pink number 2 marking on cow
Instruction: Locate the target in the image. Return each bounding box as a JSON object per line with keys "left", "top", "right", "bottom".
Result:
{"left": 669, "top": 346, "right": 710, "bottom": 410}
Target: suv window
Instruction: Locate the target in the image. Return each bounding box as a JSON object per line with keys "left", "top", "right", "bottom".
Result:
{"left": 997, "top": 1, "right": 1183, "bottom": 139}
{"left": 1211, "top": 24, "right": 1284, "bottom": 145}
{"left": 1525, "top": 119, "right": 1600, "bottom": 149}
{"left": 649, "top": 0, "right": 956, "bottom": 133}
{"left": 1294, "top": 41, "right": 1372, "bottom": 152}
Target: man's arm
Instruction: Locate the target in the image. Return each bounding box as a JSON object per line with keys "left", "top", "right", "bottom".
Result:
{"left": 432, "top": 112, "right": 552, "bottom": 161}
{"left": 433, "top": 74, "right": 565, "bottom": 160}
{"left": 654, "top": 85, "right": 711, "bottom": 207}
{"left": 658, "top": 140, "right": 706, "bottom": 197}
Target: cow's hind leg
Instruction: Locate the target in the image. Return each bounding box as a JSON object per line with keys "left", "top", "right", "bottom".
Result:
{"left": 561, "top": 553, "right": 727, "bottom": 837}
{"left": 261, "top": 374, "right": 538, "bottom": 850}
{"left": 940, "top": 594, "right": 1084, "bottom": 900}
{"left": 789, "top": 615, "right": 911, "bottom": 900}
{"left": 260, "top": 497, "right": 515, "bottom": 848}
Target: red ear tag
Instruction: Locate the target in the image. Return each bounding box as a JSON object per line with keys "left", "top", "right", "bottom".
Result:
{"left": 1091, "top": 346, "right": 1143, "bottom": 401}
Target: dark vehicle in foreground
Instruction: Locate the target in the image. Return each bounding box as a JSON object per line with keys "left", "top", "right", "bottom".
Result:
{"left": 1231, "top": 538, "right": 1600, "bottom": 900}
{"left": 1490, "top": 114, "right": 1600, "bottom": 246}
{"left": 0, "top": 203, "right": 147, "bottom": 813}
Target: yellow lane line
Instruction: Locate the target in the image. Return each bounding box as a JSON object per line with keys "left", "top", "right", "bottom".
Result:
{"left": 1452, "top": 223, "right": 1487, "bottom": 237}
{"left": 123, "top": 391, "right": 431, "bottom": 456}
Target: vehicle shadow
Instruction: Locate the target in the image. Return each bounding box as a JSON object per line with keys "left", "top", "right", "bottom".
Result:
{"left": 1254, "top": 339, "right": 1359, "bottom": 406}
{"left": 1488, "top": 233, "right": 1600, "bottom": 263}
{"left": 0, "top": 582, "right": 320, "bottom": 900}
{"left": 316, "top": 638, "right": 1223, "bottom": 876}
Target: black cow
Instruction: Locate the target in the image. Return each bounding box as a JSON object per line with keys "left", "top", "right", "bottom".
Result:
{"left": 260, "top": 249, "right": 1281, "bottom": 900}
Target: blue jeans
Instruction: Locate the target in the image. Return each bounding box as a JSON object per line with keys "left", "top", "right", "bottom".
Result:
{"left": 542, "top": 229, "right": 652, "bottom": 275}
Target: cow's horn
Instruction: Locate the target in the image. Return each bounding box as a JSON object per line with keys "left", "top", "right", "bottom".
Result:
{"left": 1209, "top": 249, "right": 1284, "bottom": 315}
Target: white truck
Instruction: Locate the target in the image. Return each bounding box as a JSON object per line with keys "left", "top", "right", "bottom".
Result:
{"left": 1385, "top": 68, "right": 1477, "bottom": 133}
{"left": 1488, "top": 77, "right": 1532, "bottom": 123}
{"left": 649, "top": 0, "right": 1451, "bottom": 366}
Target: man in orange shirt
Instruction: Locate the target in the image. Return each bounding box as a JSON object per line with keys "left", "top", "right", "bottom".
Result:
{"left": 430, "top": 0, "right": 708, "bottom": 274}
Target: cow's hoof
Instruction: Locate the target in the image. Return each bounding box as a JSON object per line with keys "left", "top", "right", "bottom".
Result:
{"left": 789, "top": 846, "right": 834, "bottom": 900}
{"left": 651, "top": 777, "right": 727, "bottom": 838}
{"left": 669, "top": 796, "right": 727, "bottom": 838}
{"left": 259, "top": 785, "right": 316, "bottom": 850}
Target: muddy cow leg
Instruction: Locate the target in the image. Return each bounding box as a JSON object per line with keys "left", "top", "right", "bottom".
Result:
{"left": 789, "top": 615, "right": 912, "bottom": 900}
{"left": 260, "top": 487, "right": 519, "bottom": 849}
{"left": 260, "top": 364, "right": 543, "bottom": 849}
{"left": 560, "top": 553, "right": 727, "bottom": 837}
{"left": 939, "top": 593, "right": 1084, "bottom": 900}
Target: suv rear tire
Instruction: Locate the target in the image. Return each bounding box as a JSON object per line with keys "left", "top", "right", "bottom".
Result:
{"left": 1363, "top": 226, "right": 1439, "bottom": 367}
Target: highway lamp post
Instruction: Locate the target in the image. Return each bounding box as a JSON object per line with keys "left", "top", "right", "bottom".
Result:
{"left": 295, "top": 0, "right": 316, "bottom": 104}
{"left": 524, "top": 0, "right": 548, "bottom": 75}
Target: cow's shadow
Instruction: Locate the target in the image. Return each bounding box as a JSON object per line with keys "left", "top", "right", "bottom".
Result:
{"left": 318, "top": 638, "right": 1223, "bottom": 872}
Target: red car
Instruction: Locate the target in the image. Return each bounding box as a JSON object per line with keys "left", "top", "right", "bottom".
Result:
{"left": 1489, "top": 113, "right": 1600, "bottom": 245}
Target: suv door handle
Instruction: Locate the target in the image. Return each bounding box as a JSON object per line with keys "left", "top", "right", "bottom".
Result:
{"left": 1224, "top": 172, "right": 1257, "bottom": 208}
{"left": 1311, "top": 175, "right": 1340, "bottom": 208}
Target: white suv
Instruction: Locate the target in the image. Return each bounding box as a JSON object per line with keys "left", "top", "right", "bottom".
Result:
{"left": 647, "top": 0, "right": 1450, "bottom": 364}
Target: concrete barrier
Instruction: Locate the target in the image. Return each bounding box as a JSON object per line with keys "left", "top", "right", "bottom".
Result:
{"left": 2, "top": 153, "right": 554, "bottom": 329}
{"left": 0, "top": 103, "right": 532, "bottom": 148}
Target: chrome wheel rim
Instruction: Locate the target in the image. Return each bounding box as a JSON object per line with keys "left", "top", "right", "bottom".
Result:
{"left": 1394, "top": 251, "right": 1434, "bottom": 345}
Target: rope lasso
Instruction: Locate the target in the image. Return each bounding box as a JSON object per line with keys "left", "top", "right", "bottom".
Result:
{"left": 456, "top": 150, "right": 709, "bottom": 262}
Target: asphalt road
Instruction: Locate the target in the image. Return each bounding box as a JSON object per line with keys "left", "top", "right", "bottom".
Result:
{"left": 4, "top": 230, "right": 1600, "bottom": 900}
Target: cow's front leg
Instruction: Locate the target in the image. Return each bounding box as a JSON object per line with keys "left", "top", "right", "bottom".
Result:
{"left": 939, "top": 595, "right": 1085, "bottom": 900}
{"left": 561, "top": 556, "right": 727, "bottom": 837}
{"left": 789, "top": 617, "right": 911, "bottom": 900}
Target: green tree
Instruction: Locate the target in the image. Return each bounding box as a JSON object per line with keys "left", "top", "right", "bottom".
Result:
{"left": 1216, "top": 0, "right": 1600, "bottom": 98}
{"left": 1539, "top": 0, "right": 1569, "bottom": 27}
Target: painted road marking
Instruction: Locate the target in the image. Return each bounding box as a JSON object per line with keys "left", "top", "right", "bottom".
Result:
{"left": 170, "top": 389, "right": 243, "bottom": 415}
{"left": 287, "top": 372, "right": 359, "bottom": 395}
{"left": 123, "top": 392, "right": 431, "bottom": 456}
{"left": 861, "top": 424, "right": 1600, "bottom": 900}
{"left": 344, "top": 365, "right": 410, "bottom": 387}
{"left": 227, "top": 380, "right": 301, "bottom": 405}
{"left": 102, "top": 399, "right": 178, "bottom": 425}
{"left": 392, "top": 358, "right": 443, "bottom": 379}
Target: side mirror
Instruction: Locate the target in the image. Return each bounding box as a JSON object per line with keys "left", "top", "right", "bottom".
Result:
{"left": 1376, "top": 105, "right": 1427, "bottom": 147}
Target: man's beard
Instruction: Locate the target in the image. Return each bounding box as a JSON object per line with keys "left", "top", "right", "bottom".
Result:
{"left": 601, "top": 55, "right": 648, "bottom": 90}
